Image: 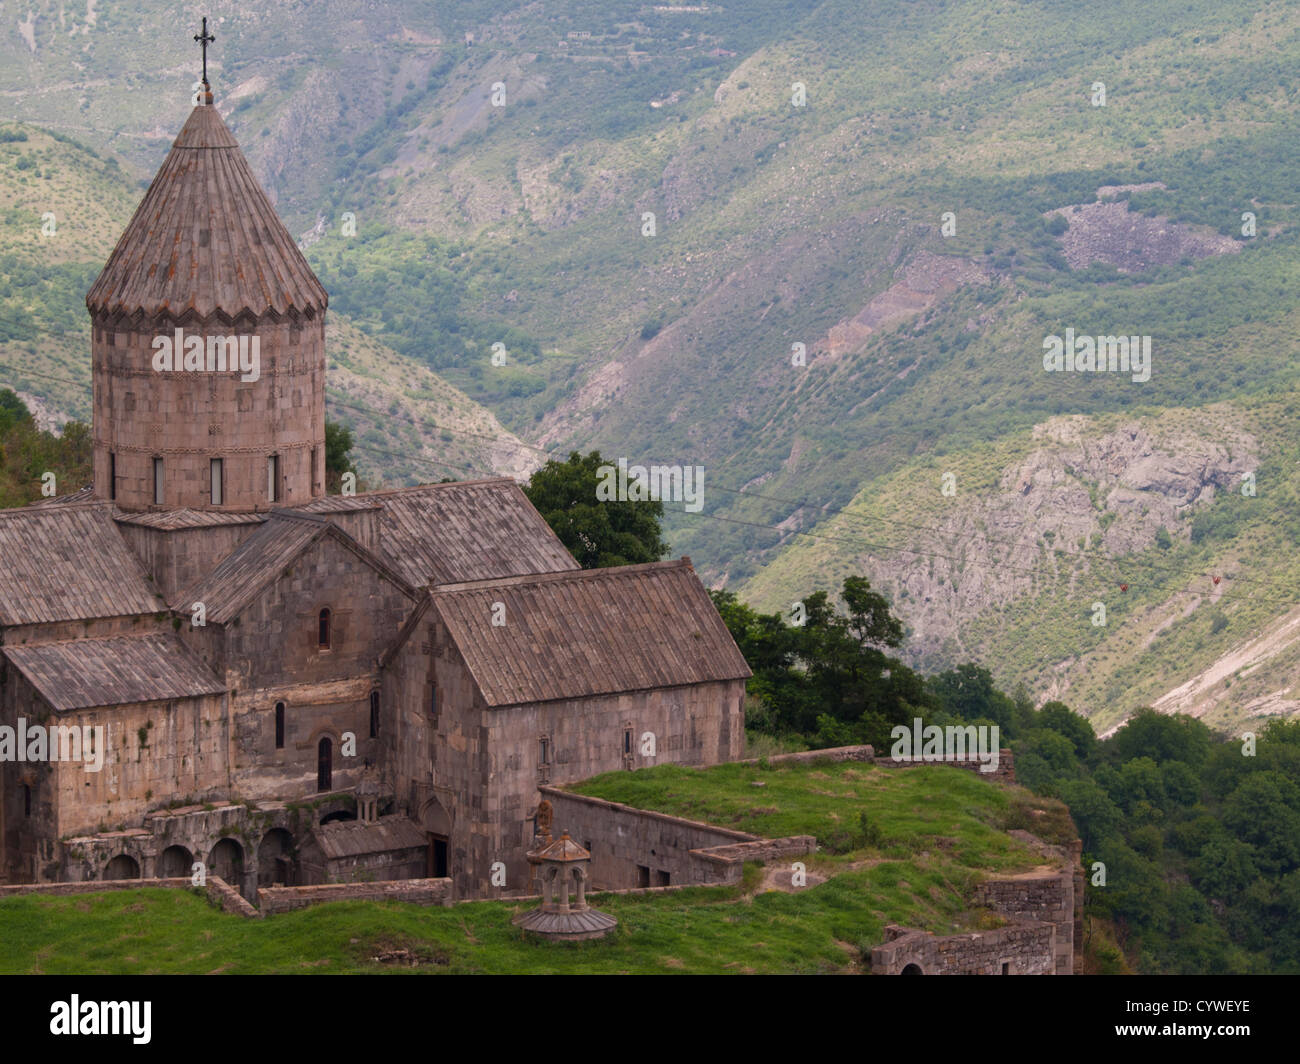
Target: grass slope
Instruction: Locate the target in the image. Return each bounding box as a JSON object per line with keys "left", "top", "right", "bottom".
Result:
{"left": 0, "top": 760, "right": 1073, "bottom": 974}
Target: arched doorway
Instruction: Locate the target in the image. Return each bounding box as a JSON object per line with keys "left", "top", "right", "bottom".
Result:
{"left": 158, "top": 845, "right": 194, "bottom": 878}
{"left": 900, "top": 963, "right": 924, "bottom": 975}
{"left": 258, "top": 828, "right": 295, "bottom": 887}
{"left": 317, "top": 736, "right": 332, "bottom": 791}
{"left": 104, "top": 854, "right": 140, "bottom": 880}
{"left": 209, "top": 838, "right": 244, "bottom": 886}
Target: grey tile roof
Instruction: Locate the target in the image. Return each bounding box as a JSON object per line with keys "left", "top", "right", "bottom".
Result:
{"left": 114, "top": 508, "right": 267, "bottom": 530}
{"left": 86, "top": 103, "right": 327, "bottom": 322}
{"left": 177, "top": 511, "right": 414, "bottom": 625}
{"left": 4, "top": 634, "right": 225, "bottom": 711}
{"left": 28, "top": 486, "right": 94, "bottom": 506}
{"left": 0, "top": 503, "right": 161, "bottom": 625}
{"left": 359, "top": 479, "right": 579, "bottom": 586}
{"left": 430, "top": 560, "right": 751, "bottom": 707}
{"left": 310, "top": 815, "right": 428, "bottom": 859}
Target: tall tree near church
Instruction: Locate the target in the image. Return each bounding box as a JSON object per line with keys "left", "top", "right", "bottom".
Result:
{"left": 0, "top": 389, "right": 92, "bottom": 509}
{"left": 525, "top": 450, "right": 669, "bottom": 568}
{"left": 324, "top": 420, "right": 360, "bottom": 493}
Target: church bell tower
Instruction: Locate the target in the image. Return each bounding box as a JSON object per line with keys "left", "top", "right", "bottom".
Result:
{"left": 86, "top": 21, "right": 328, "bottom": 512}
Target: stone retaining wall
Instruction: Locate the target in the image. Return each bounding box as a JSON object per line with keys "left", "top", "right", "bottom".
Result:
{"left": 540, "top": 787, "right": 759, "bottom": 889}
{"left": 871, "top": 920, "right": 1056, "bottom": 976}
{"left": 0, "top": 875, "right": 258, "bottom": 917}
{"left": 873, "top": 748, "right": 1016, "bottom": 784}
{"left": 257, "top": 877, "right": 452, "bottom": 914}
{"left": 735, "top": 744, "right": 876, "bottom": 766}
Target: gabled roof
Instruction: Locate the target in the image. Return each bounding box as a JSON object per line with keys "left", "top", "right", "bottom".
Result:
{"left": 28, "top": 486, "right": 94, "bottom": 507}
{"left": 308, "top": 816, "right": 427, "bottom": 860}
{"left": 4, "top": 634, "right": 225, "bottom": 711}
{"left": 115, "top": 508, "right": 267, "bottom": 531}
{"left": 177, "top": 511, "right": 415, "bottom": 624}
{"left": 86, "top": 102, "right": 327, "bottom": 322}
{"left": 429, "top": 560, "right": 752, "bottom": 707}
{"left": 302, "top": 479, "right": 579, "bottom": 586}
{"left": 0, "top": 503, "right": 160, "bottom": 625}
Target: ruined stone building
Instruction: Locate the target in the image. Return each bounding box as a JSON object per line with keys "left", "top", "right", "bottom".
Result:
{"left": 0, "top": 82, "right": 750, "bottom": 900}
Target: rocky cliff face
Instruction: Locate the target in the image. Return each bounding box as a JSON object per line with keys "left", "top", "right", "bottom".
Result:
{"left": 889, "top": 416, "right": 1256, "bottom": 667}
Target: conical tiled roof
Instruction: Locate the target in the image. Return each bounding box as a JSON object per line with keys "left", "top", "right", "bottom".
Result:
{"left": 86, "top": 102, "right": 327, "bottom": 322}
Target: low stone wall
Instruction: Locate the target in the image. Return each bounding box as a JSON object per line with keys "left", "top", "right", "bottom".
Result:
{"left": 871, "top": 921, "right": 1056, "bottom": 975}
{"left": 540, "top": 788, "right": 816, "bottom": 890}
{"left": 257, "top": 877, "right": 452, "bottom": 914}
{"left": 873, "top": 748, "right": 1016, "bottom": 784}
{"left": 734, "top": 744, "right": 875, "bottom": 766}
{"left": 540, "top": 787, "right": 759, "bottom": 889}
{"left": 740, "top": 743, "right": 1015, "bottom": 782}
{"left": 207, "top": 876, "right": 261, "bottom": 917}
{"left": 867, "top": 826, "right": 1081, "bottom": 975}
{"left": 0, "top": 875, "right": 259, "bottom": 917}
{"left": 691, "top": 837, "right": 818, "bottom": 884}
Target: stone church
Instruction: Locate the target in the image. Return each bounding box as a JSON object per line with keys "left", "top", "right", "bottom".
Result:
{"left": 0, "top": 78, "right": 750, "bottom": 900}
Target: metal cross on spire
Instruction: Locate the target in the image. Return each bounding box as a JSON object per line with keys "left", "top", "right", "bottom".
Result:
{"left": 194, "top": 17, "right": 215, "bottom": 89}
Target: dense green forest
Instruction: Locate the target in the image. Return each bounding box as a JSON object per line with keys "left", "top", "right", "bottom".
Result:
{"left": 0, "top": 388, "right": 90, "bottom": 507}
{"left": 712, "top": 576, "right": 1300, "bottom": 974}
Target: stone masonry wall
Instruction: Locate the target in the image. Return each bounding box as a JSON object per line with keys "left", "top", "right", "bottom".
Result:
{"left": 874, "top": 748, "right": 1016, "bottom": 784}
{"left": 116, "top": 521, "right": 261, "bottom": 602}
{"left": 92, "top": 316, "right": 326, "bottom": 512}
{"left": 0, "top": 874, "right": 257, "bottom": 917}
{"left": 539, "top": 788, "right": 815, "bottom": 890}
{"left": 383, "top": 604, "right": 748, "bottom": 899}
{"left": 871, "top": 921, "right": 1056, "bottom": 975}
{"left": 178, "top": 531, "right": 415, "bottom": 802}
{"left": 869, "top": 828, "right": 1080, "bottom": 975}
{"left": 257, "top": 877, "right": 451, "bottom": 914}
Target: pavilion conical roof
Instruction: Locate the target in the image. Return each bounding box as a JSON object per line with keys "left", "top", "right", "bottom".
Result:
{"left": 86, "top": 102, "right": 327, "bottom": 322}
{"left": 534, "top": 833, "right": 591, "bottom": 863}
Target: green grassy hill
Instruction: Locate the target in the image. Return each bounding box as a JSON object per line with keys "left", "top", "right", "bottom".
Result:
{"left": 0, "top": 760, "right": 1077, "bottom": 974}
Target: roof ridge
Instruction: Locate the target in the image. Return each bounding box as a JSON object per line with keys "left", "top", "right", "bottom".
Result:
{"left": 268, "top": 508, "right": 330, "bottom": 525}
{"left": 5, "top": 500, "right": 111, "bottom": 518}
{"left": 176, "top": 504, "right": 416, "bottom": 624}
{"left": 431, "top": 558, "right": 690, "bottom": 595}
{"left": 350, "top": 477, "right": 515, "bottom": 500}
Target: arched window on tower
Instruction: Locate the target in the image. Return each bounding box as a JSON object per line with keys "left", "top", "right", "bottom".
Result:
{"left": 274, "top": 702, "right": 285, "bottom": 749}
{"left": 318, "top": 608, "right": 331, "bottom": 650}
